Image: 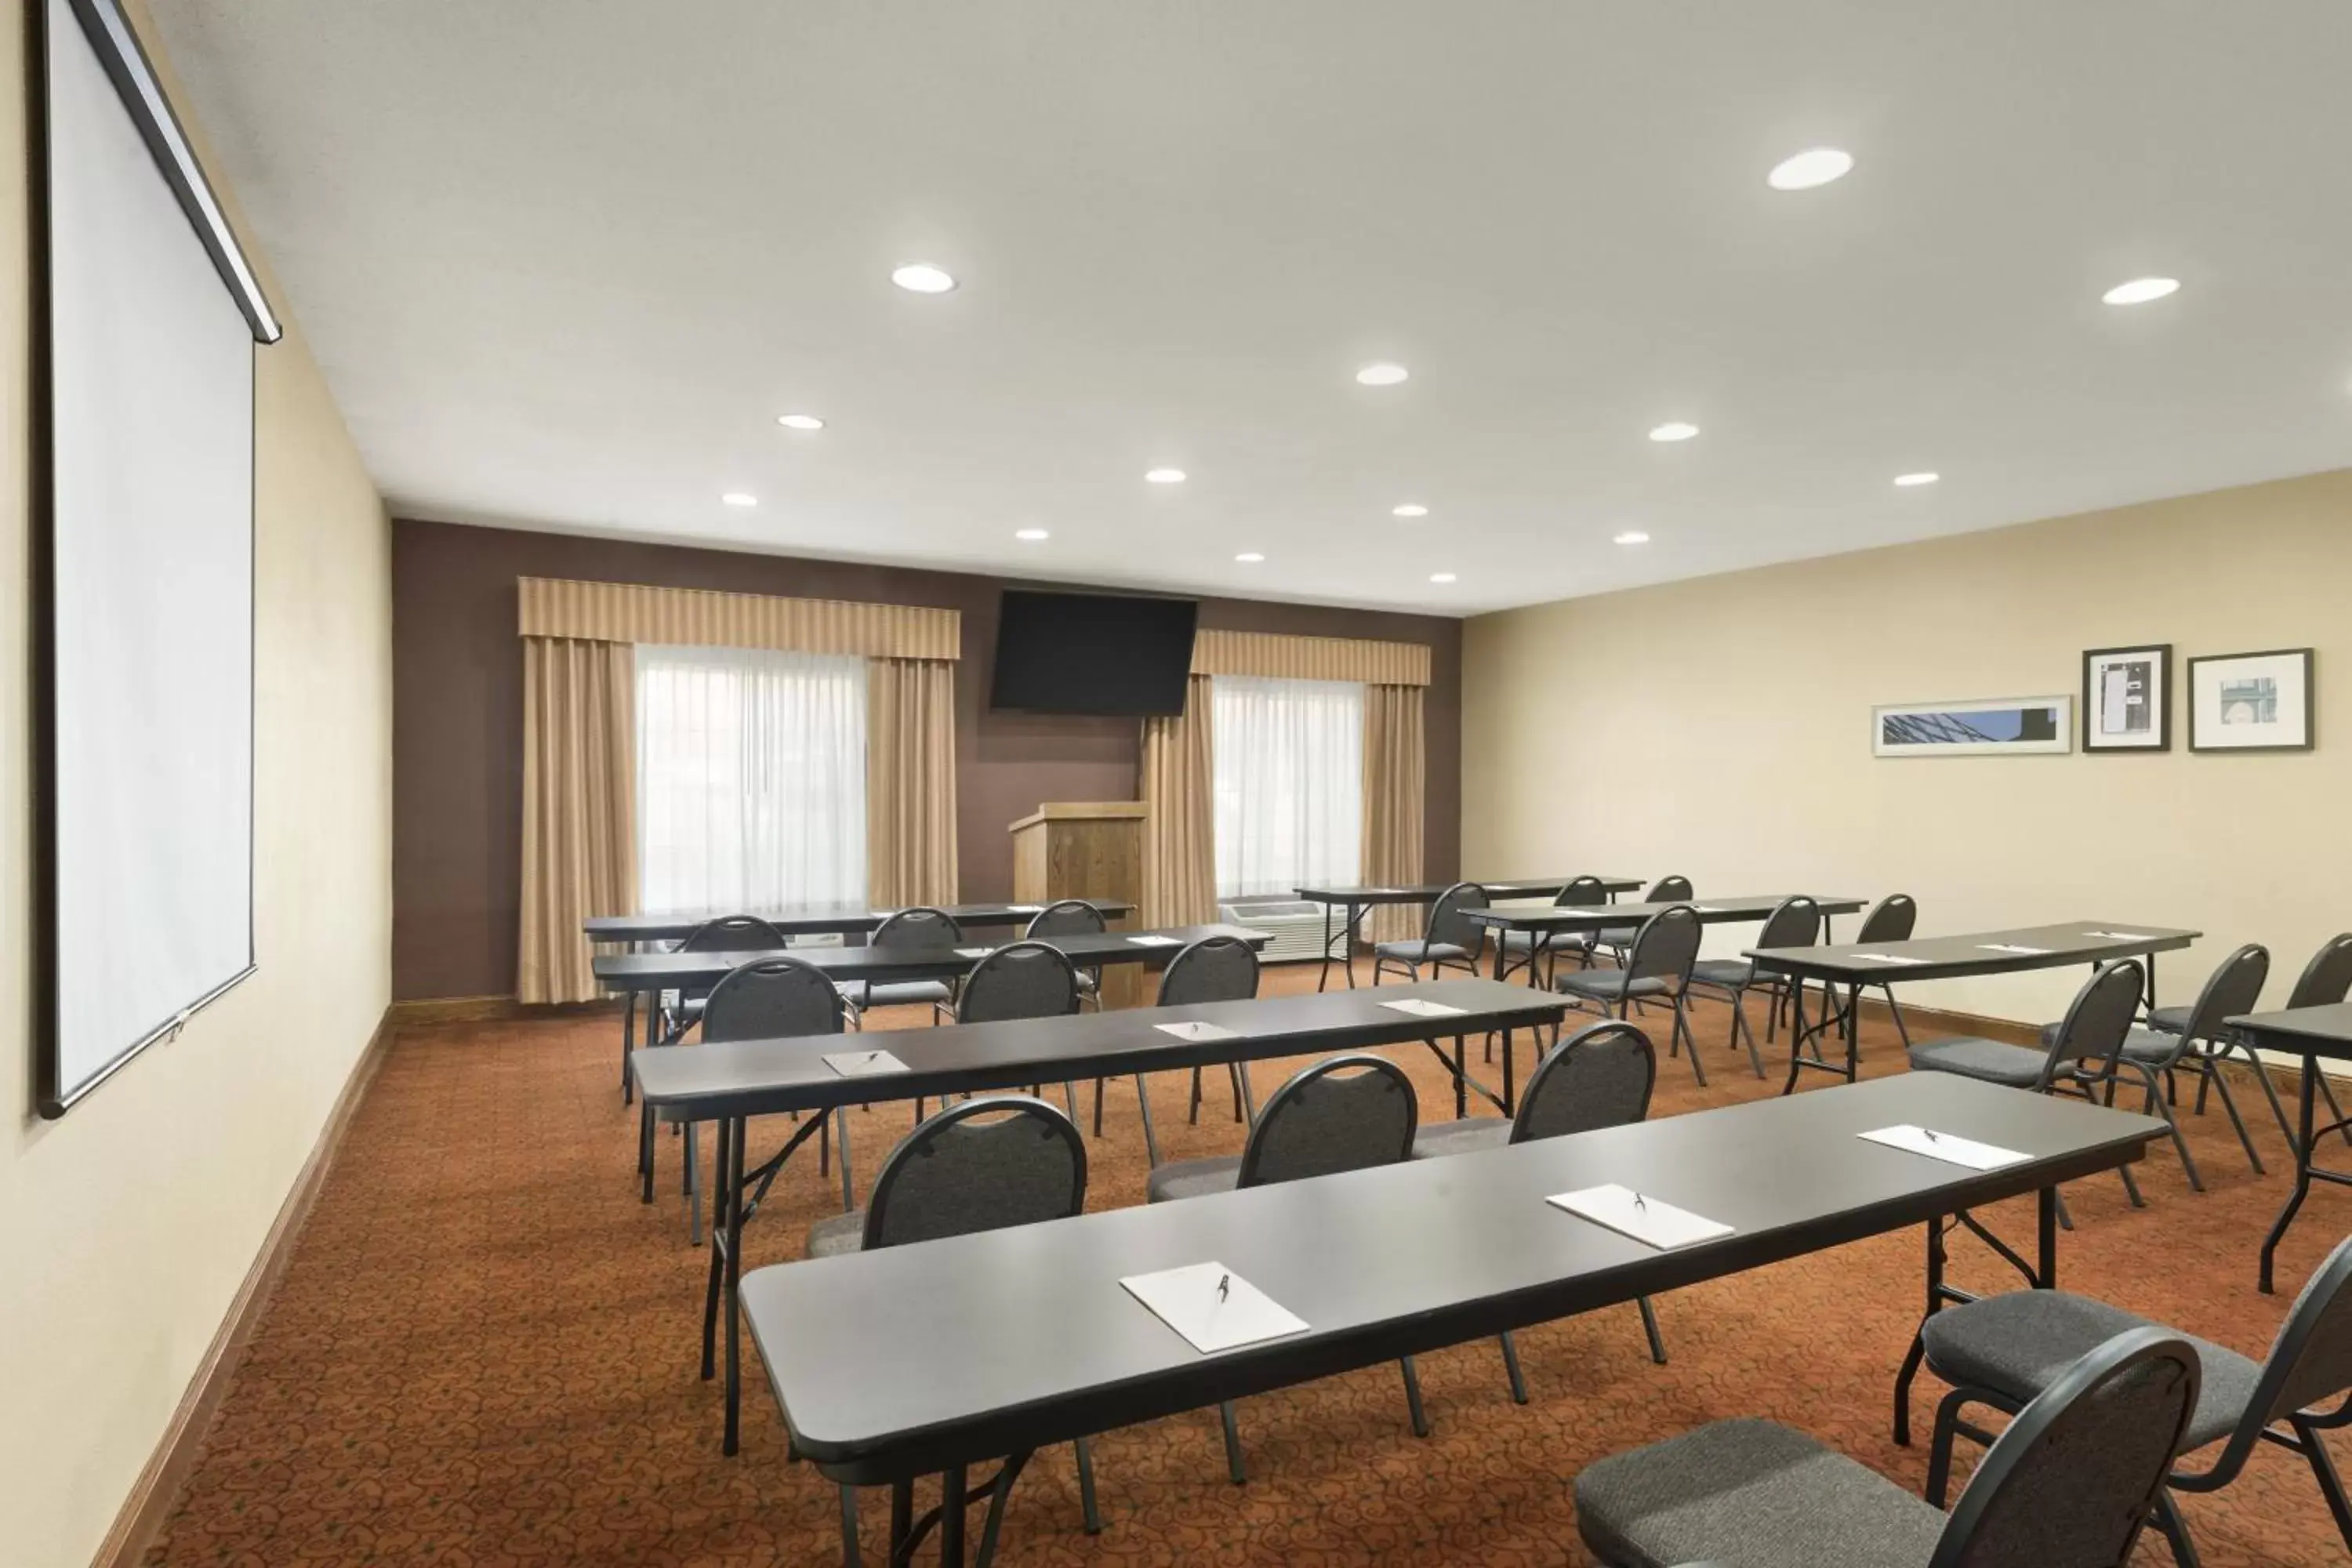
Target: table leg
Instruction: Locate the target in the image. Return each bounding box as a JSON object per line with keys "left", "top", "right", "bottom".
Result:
{"left": 1454, "top": 1035, "right": 1468, "bottom": 1120}
{"left": 723, "top": 1115, "right": 747, "bottom": 1455}
{"left": 701, "top": 1114, "right": 731, "bottom": 1381}
{"left": 2261, "top": 1055, "right": 2319, "bottom": 1294}
{"left": 1345, "top": 901, "right": 1363, "bottom": 988}
{"left": 2038, "top": 1185, "right": 2058, "bottom": 1290}
{"left": 940, "top": 1466, "right": 967, "bottom": 1567}
{"left": 1893, "top": 1216, "right": 1945, "bottom": 1446}
{"left": 1493, "top": 927, "right": 1516, "bottom": 1116}
{"left": 621, "top": 990, "right": 638, "bottom": 1101}
{"left": 1779, "top": 977, "right": 1809, "bottom": 1097}
{"left": 1316, "top": 900, "right": 1335, "bottom": 993}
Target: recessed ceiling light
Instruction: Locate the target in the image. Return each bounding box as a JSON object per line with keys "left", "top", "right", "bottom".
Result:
{"left": 1235, "top": 551, "right": 1265, "bottom": 563}
{"left": 1648, "top": 422, "right": 1700, "bottom": 442}
{"left": 2102, "top": 276, "right": 2179, "bottom": 306}
{"left": 1613, "top": 529, "right": 1650, "bottom": 545}
{"left": 1893, "top": 471, "right": 1940, "bottom": 488}
{"left": 1144, "top": 467, "right": 1187, "bottom": 485}
{"left": 1356, "top": 361, "right": 1410, "bottom": 387}
{"left": 721, "top": 492, "right": 757, "bottom": 507}
{"left": 1014, "top": 527, "right": 1049, "bottom": 541}
{"left": 1767, "top": 148, "right": 1855, "bottom": 191}
{"left": 891, "top": 263, "right": 956, "bottom": 294}
{"left": 1428, "top": 572, "right": 1457, "bottom": 584}
{"left": 776, "top": 413, "right": 825, "bottom": 431}
{"left": 1392, "top": 503, "right": 1428, "bottom": 518}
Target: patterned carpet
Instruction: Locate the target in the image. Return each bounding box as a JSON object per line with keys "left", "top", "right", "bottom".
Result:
{"left": 144, "top": 964, "right": 2352, "bottom": 1566}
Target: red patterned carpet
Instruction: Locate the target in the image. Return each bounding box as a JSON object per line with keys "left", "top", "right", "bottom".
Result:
{"left": 144, "top": 966, "right": 2351, "bottom": 1566}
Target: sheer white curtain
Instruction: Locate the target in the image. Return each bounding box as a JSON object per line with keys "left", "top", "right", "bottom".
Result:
{"left": 1213, "top": 675, "right": 1363, "bottom": 897}
{"left": 636, "top": 644, "right": 868, "bottom": 914}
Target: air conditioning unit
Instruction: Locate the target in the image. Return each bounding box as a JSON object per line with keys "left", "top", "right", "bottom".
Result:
{"left": 1218, "top": 898, "right": 1347, "bottom": 965}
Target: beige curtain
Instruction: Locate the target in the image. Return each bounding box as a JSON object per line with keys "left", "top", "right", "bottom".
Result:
{"left": 1139, "top": 673, "right": 1216, "bottom": 927}
{"left": 867, "top": 659, "right": 960, "bottom": 906}
{"left": 517, "top": 637, "right": 638, "bottom": 1004}
{"left": 1361, "top": 683, "right": 1426, "bottom": 944}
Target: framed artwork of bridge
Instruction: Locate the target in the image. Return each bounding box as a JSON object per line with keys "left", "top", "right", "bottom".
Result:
{"left": 1872, "top": 695, "right": 2074, "bottom": 757}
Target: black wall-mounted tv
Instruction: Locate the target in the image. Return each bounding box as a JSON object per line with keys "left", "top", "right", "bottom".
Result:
{"left": 989, "top": 589, "right": 1199, "bottom": 716}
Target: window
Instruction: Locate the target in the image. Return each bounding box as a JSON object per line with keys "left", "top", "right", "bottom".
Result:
{"left": 1212, "top": 675, "right": 1363, "bottom": 897}
{"left": 636, "top": 644, "right": 867, "bottom": 914}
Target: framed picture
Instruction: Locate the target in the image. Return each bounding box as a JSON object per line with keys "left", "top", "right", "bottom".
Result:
{"left": 2081, "top": 644, "right": 2171, "bottom": 752}
{"left": 1873, "top": 695, "right": 2074, "bottom": 757}
{"left": 2188, "top": 648, "right": 2314, "bottom": 753}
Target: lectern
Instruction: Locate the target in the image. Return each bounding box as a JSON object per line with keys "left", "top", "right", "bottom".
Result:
{"left": 1007, "top": 801, "right": 1147, "bottom": 1007}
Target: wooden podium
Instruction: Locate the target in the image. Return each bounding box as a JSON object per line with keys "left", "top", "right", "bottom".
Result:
{"left": 1008, "top": 800, "right": 1147, "bottom": 1007}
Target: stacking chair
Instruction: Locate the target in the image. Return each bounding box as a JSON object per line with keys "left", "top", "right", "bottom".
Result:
{"left": 1025, "top": 898, "right": 1106, "bottom": 1008}
{"left": 1909, "top": 961, "right": 2151, "bottom": 1209}
{"left": 1095, "top": 932, "right": 1260, "bottom": 1160}
{"left": 1575, "top": 1326, "right": 2199, "bottom": 1568}
{"left": 1686, "top": 895, "right": 1819, "bottom": 1080}
{"left": 1371, "top": 880, "right": 1490, "bottom": 984}
{"left": 1555, "top": 905, "right": 1705, "bottom": 1085}
{"left": 1145, "top": 1054, "right": 1425, "bottom": 1479}
{"left": 839, "top": 906, "right": 962, "bottom": 1018}
{"left": 1411, "top": 1021, "right": 1668, "bottom": 1392}
{"left": 1920, "top": 1233, "right": 2352, "bottom": 1563}
{"left": 804, "top": 1098, "right": 1102, "bottom": 1564}
{"left": 2202, "top": 932, "right": 2352, "bottom": 1157}
{"left": 1575, "top": 874, "right": 1693, "bottom": 970}
{"left": 659, "top": 913, "right": 787, "bottom": 1041}
{"left": 943, "top": 940, "right": 1083, "bottom": 1119}
{"left": 1497, "top": 874, "right": 1610, "bottom": 986}
{"left": 1830, "top": 893, "right": 1918, "bottom": 1048}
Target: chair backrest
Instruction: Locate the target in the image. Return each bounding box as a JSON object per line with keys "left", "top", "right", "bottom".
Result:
{"left": 1624, "top": 905, "right": 1704, "bottom": 989}
{"left": 1552, "top": 875, "right": 1610, "bottom": 907}
{"left": 860, "top": 1096, "right": 1087, "bottom": 1250}
{"left": 1156, "top": 934, "right": 1261, "bottom": 1007}
{"left": 2038, "top": 960, "right": 2145, "bottom": 1090}
{"left": 1929, "top": 1326, "right": 2198, "bottom": 1568}
{"left": 2209, "top": 1234, "right": 2352, "bottom": 1482}
{"left": 873, "top": 906, "right": 963, "bottom": 949}
{"left": 2285, "top": 931, "right": 2352, "bottom": 1009}
{"left": 1237, "top": 1054, "right": 1417, "bottom": 1188}
{"left": 1512, "top": 1021, "right": 1654, "bottom": 1143}
{"left": 956, "top": 940, "right": 1081, "bottom": 1024}
{"left": 1753, "top": 895, "right": 1823, "bottom": 952}
{"left": 700, "top": 956, "right": 847, "bottom": 1043}
{"left": 1025, "top": 898, "right": 1107, "bottom": 939}
{"left": 2178, "top": 942, "right": 2270, "bottom": 1044}
{"left": 1423, "top": 881, "right": 1491, "bottom": 952}
{"left": 1857, "top": 893, "right": 1918, "bottom": 945}
{"left": 1645, "top": 874, "right": 1693, "bottom": 904}
{"left": 678, "top": 914, "right": 786, "bottom": 953}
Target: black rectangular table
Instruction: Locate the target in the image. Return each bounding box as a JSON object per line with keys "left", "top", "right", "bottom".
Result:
{"left": 1459, "top": 894, "right": 1868, "bottom": 1111}
{"left": 1748, "top": 921, "right": 2201, "bottom": 1094}
{"left": 632, "top": 977, "right": 1570, "bottom": 1454}
{"left": 1294, "top": 876, "right": 1646, "bottom": 992}
{"left": 583, "top": 898, "right": 1135, "bottom": 947}
{"left": 742, "top": 1073, "right": 2161, "bottom": 1564}
{"left": 2227, "top": 1003, "right": 2352, "bottom": 1293}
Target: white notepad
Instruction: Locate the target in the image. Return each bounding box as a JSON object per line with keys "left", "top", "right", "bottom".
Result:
{"left": 1121, "top": 1262, "right": 1308, "bottom": 1354}
{"left": 1853, "top": 953, "right": 1929, "bottom": 965}
{"left": 1548, "top": 1183, "right": 1733, "bottom": 1250}
{"left": 1860, "top": 1124, "right": 2027, "bottom": 1171}
{"left": 1127, "top": 933, "right": 1182, "bottom": 947}
{"left": 2083, "top": 930, "right": 2155, "bottom": 942}
{"left": 1378, "top": 997, "right": 1468, "bottom": 1018}
{"left": 954, "top": 946, "right": 995, "bottom": 959}
{"left": 1154, "top": 1020, "right": 1239, "bottom": 1042}
{"left": 1977, "top": 943, "right": 2050, "bottom": 955}
{"left": 868, "top": 909, "right": 899, "bottom": 920}
{"left": 822, "top": 1048, "right": 909, "bottom": 1077}
{"left": 1007, "top": 903, "right": 1042, "bottom": 913}
{"left": 1689, "top": 905, "right": 1723, "bottom": 913}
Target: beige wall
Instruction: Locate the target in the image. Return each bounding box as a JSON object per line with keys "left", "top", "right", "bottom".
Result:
{"left": 0, "top": 4, "right": 393, "bottom": 1564}
{"left": 1464, "top": 469, "right": 2352, "bottom": 1027}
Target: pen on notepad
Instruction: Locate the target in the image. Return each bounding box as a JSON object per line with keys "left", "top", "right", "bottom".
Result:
{"left": 1217, "top": 1272, "right": 1230, "bottom": 1302}
{"left": 1631, "top": 1191, "right": 1646, "bottom": 1213}
{"left": 1922, "top": 1129, "right": 1940, "bottom": 1143}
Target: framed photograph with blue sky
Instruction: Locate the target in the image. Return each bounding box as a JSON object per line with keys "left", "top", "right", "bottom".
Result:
{"left": 2188, "top": 648, "right": 2314, "bottom": 752}
{"left": 1872, "top": 695, "right": 2074, "bottom": 757}
{"left": 2082, "top": 644, "right": 2171, "bottom": 752}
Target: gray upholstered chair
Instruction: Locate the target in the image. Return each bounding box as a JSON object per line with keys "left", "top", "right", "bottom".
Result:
{"left": 1831, "top": 893, "right": 1918, "bottom": 1048}
{"left": 1107, "top": 933, "right": 1259, "bottom": 1163}
{"left": 1498, "top": 874, "right": 1610, "bottom": 986}
{"left": 1146, "top": 1054, "right": 1424, "bottom": 1479}
{"left": 946, "top": 939, "right": 1083, "bottom": 1118}
{"left": 1576, "top": 1326, "right": 2199, "bottom": 1568}
{"left": 1909, "top": 960, "right": 2150, "bottom": 1210}
{"left": 1411, "top": 1021, "right": 1668, "bottom": 1389}
{"left": 840, "top": 906, "right": 963, "bottom": 1018}
{"left": 1025, "top": 898, "right": 1107, "bottom": 1007}
{"left": 1686, "top": 895, "right": 1819, "bottom": 1080}
{"left": 804, "top": 1098, "right": 1100, "bottom": 1558}
{"left": 1371, "top": 880, "right": 1489, "bottom": 984}
{"left": 659, "top": 913, "right": 788, "bottom": 1041}
{"left": 1574, "top": 874, "right": 1693, "bottom": 970}
{"left": 1920, "top": 1233, "right": 2352, "bottom": 1563}
{"left": 1555, "top": 905, "right": 1706, "bottom": 1085}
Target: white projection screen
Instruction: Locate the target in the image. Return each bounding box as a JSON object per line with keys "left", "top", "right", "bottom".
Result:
{"left": 35, "top": 0, "right": 280, "bottom": 1114}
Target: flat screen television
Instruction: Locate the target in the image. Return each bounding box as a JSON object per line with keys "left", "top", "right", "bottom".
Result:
{"left": 989, "top": 590, "right": 1199, "bottom": 716}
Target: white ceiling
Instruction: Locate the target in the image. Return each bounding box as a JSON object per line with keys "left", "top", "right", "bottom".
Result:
{"left": 151, "top": 0, "right": 2352, "bottom": 615}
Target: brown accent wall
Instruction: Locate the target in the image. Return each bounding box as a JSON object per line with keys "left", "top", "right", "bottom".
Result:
{"left": 393, "top": 519, "right": 1461, "bottom": 1000}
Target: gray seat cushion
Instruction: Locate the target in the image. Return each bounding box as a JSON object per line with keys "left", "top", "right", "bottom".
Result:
{"left": 2041, "top": 1004, "right": 2196, "bottom": 1048}
{"left": 1919, "top": 1290, "right": 2258, "bottom": 1450}
{"left": 1410, "top": 1117, "right": 1512, "bottom": 1160}
{"left": 1557, "top": 970, "right": 1669, "bottom": 1001}
{"left": 805, "top": 1210, "right": 867, "bottom": 1259}
{"left": 2121, "top": 1027, "right": 2183, "bottom": 1065}
{"left": 839, "top": 979, "right": 953, "bottom": 1009}
{"left": 1575, "top": 1417, "right": 1944, "bottom": 1568}
{"left": 1907, "top": 1035, "right": 2046, "bottom": 1087}
{"left": 1374, "top": 939, "right": 1469, "bottom": 964}
{"left": 1689, "top": 957, "right": 1755, "bottom": 989}
{"left": 1145, "top": 1154, "right": 1243, "bottom": 1203}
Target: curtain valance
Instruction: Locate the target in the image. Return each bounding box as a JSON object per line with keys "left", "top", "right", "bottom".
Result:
{"left": 517, "top": 576, "right": 960, "bottom": 661}
{"left": 1190, "top": 627, "right": 1428, "bottom": 687}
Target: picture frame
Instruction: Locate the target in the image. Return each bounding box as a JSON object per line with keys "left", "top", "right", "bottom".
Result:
{"left": 1872, "top": 695, "right": 2074, "bottom": 758}
{"left": 2187, "top": 648, "right": 2314, "bottom": 753}
{"left": 2081, "top": 644, "right": 2171, "bottom": 753}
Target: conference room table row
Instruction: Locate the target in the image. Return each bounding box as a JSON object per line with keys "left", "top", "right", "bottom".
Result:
{"left": 583, "top": 898, "right": 1136, "bottom": 948}
{"left": 1293, "top": 876, "right": 1646, "bottom": 991}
